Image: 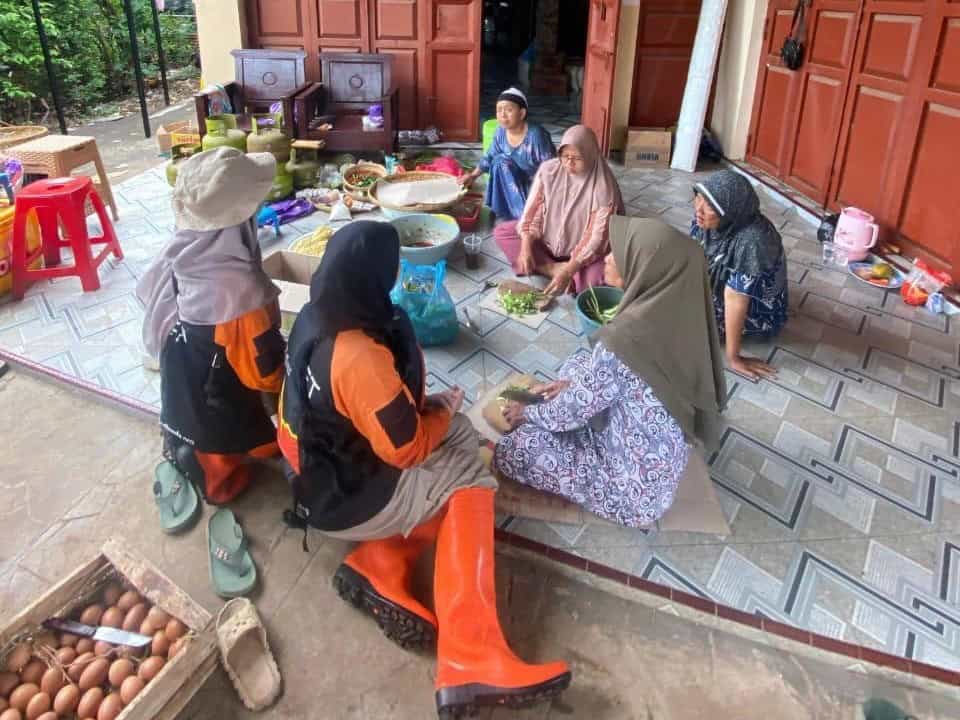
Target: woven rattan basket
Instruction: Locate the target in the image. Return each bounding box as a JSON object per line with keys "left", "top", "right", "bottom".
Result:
{"left": 0, "top": 124, "right": 49, "bottom": 152}
{"left": 369, "top": 171, "right": 468, "bottom": 213}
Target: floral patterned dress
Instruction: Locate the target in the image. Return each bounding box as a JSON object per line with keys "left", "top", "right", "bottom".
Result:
{"left": 493, "top": 343, "right": 690, "bottom": 528}
{"left": 478, "top": 124, "right": 555, "bottom": 220}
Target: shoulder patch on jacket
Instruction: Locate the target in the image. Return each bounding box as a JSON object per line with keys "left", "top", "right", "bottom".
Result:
{"left": 375, "top": 391, "right": 418, "bottom": 449}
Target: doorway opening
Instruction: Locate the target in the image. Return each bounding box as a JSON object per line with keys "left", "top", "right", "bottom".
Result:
{"left": 479, "top": 0, "right": 588, "bottom": 145}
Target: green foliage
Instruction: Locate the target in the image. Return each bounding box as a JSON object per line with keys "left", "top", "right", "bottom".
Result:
{"left": 0, "top": 0, "right": 197, "bottom": 122}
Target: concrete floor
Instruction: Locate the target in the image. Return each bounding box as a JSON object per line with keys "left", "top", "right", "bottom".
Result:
{"left": 1, "top": 367, "right": 957, "bottom": 719}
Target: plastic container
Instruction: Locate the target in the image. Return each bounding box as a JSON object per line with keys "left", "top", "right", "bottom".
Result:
{"left": 482, "top": 118, "right": 499, "bottom": 154}
{"left": 389, "top": 213, "right": 460, "bottom": 265}
{"left": 0, "top": 206, "right": 42, "bottom": 296}
{"left": 463, "top": 233, "right": 482, "bottom": 270}
{"left": 901, "top": 260, "right": 951, "bottom": 306}
{"left": 449, "top": 193, "right": 483, "bottom": 232}
{"left": 575, "top": 286, "right": 624, "bottom": 336}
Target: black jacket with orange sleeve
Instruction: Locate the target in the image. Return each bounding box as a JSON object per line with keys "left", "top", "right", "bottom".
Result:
{"left": 278, "top": 328, "right": 451, "bottom": 531}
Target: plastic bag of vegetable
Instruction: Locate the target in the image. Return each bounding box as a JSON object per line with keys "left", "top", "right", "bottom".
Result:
{"left": 391, "top": 259, "right": 460, "bottom": 347}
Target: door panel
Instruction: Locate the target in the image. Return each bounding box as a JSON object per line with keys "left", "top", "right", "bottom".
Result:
{"left": 581, "top": 0, "right": 621, "bottom": 154}
{"left": 629, "top": 0, "right": 702, "bottom": 127}
{"left": 787, "top": 74, "right": 845, "bottom": 195}
{"left": 376, "top": 0, "right": 418, "bottom": 39}
{"left": 317, "top": 0, "right": 367, "bottom": 41}
{"left": 750, "top": 66, "right": 794, "bottom": 172}
{"left": 424, "top": 0, "right": 481, "bottom": 140}
{"left": 253, "top": 0, "right": 305, "bottom": 36}
{"left": 376, "top": 46, "right": 419, "bottom": 128}
{"left": 860, "top": 13, "right": 922, "bottom": 80}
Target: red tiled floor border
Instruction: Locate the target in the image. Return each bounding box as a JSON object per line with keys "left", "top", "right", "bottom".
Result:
{"left": 496, "top": 528, "right": 960, "bottom": 687}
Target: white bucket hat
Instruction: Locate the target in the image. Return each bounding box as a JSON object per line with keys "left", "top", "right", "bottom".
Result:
{"left": 172, "top": 147, "right": 276, "bottom": 232}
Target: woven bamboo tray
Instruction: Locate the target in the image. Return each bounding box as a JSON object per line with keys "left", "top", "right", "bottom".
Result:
{"left": 0, "top": 124, "right": 49, "bottom": 151}
{"left": 369, "top": 171, "right": 468, "bottom": 213}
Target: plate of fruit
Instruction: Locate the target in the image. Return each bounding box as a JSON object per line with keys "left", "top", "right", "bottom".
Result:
{"left": 848, "top": 260, "right": 904, "bottom": 289}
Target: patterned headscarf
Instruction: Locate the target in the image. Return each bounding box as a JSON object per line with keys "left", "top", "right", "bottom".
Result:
{"left": 693, "top": 170, "right": 784, "bottom": 294}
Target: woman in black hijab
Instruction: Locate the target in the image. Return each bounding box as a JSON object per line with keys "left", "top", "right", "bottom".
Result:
{"left": 278, "top": 221, "right": 570, "bottom": 717}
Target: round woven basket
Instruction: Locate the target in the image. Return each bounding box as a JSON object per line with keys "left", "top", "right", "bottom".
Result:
{"left": 341, "top": 162, "right": 387, "bottom": 195}
{"left": 0, "top": 124, "right": 49, "bottom": 152}
{"left": 369, "top": 171, "right": 468, "bottom": 213}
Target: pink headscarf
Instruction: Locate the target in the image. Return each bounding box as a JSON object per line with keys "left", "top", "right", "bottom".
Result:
{"left": 534, "top": 125, "right": 625, "bottom": 256}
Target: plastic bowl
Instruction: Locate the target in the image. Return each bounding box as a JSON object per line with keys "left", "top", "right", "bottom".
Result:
{"left": 390, "top": 213, "right": 461, "bottom": 265}
{"left": 575, "top": 286, "right": 624, "bottom": 335}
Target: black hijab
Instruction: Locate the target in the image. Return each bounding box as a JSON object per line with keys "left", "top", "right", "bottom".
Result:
{"left": 286, "top": 221, "right": 423, "bottom": 405}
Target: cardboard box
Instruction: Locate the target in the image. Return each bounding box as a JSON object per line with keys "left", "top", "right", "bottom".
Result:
{"left": 262, "top": 250, "right": 323, "bottom": 335}
{"left": 624, "top": 127, "right": 672, "bottom": 168}
{"left": 156, "top": 120, "right": 192, "bottom": 155}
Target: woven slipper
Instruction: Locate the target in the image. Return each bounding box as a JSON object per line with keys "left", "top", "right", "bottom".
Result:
{"left": 208, "top": 508, "right": 257, "bottom": 598}
{"left": 154, "top": 461, "right": 200, "bottom": 534}
{"left": 216, "top": 598, "right": 282, "bottom": 711}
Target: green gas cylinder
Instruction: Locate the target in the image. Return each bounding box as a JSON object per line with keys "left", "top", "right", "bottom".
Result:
{"left": 165, "top": 143, "right": 203, "bottom": 187}
{"left": 286, "top": 143, "right": 322, "bottom": 189}
{"left": 202, "top": 115, "right": 247, "bottom": 152}
{"left": 247, "top": 114, "right": 291, "bottom": 163}
{"left": 267, "top": 166, "right": 294, "bottom": 202}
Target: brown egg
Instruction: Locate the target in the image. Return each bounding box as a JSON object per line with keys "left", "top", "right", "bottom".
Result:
{"left": 106, "top": 660, "right": 133, "bottom": 689}
{"left": 96, "top": 693, "right": 123, "bottom": 720}
{"left": 67, "top": 652, "right": 95, "bottom": 682}
{"left": 52, "top": 684, "right": 80, "bottom": 715}
{"left": 167, "top": 637, "right": 187, "bottom": 660}
{"left": 30, "top": 635, "right": 56, "bottom": 655}
{"left": 78, "top": 658, "right": 109, "bottom": 692}
{"left": 18, "top": 662, "right": 44, "bottom": 687}
{"left": 35, "top": 713, "right": 57, "bottom": 720}
{"left": 0, "top": 709, "right": 22, "bottom": 720}
{"left": 146, "top": 607, "right": 170, "bottom": 630}
{"left": 38, "top": 668, "right": 64, "bottom": 697}
{"left": 150, "top": 631, "right": 170, "bottom": 658}
{"left": 76, "top": 687, "right": 103, "bottom": 719}
{"left": 79, "top": 605, "right": 104, "bottom": 626}
{"left": 54, "top": 647, "right": 76, "bottom": 666}
{"left": 119, "top": 675, "right": 144, "bottom": 705}
{"left": 163, "top": 619, "right": 186, "bottom": 643}
{"left": 137, "top": 656, "right": 165, "bottom": 683}
{"left": 75, "top": 639, "right": 94, "bottom": 655}
{"left": 93, "top": 642, "right": 114, "bottom": 658}
{"left": 24, "top": 692, "right": 50, "bottom": 720}
{"left": 59, "top": 633, "right": 79, "bottom": 648}
{"left": 121, "top": 604, "right": 149, "bottom": 633}
{"left": 99, "top": 607, "right": 124, "bottom": 629}
{"left": 0, "top": 672, "right": 20, "bottom": 697}
{"left": 4, "top": 645, "right": 31, "bottom": 674}
{"left": 8, "top": 684, "right": 38, "bottom": 712}
{"left": 101, "top": 584, "right": 123, "bottom": 607}
{"left": 115, "top": 592, "right": 142, "bottom": 613}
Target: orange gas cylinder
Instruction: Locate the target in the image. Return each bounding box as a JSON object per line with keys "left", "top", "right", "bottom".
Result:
{"left": 0, "top": 205, "right": 42, "bottom": 296}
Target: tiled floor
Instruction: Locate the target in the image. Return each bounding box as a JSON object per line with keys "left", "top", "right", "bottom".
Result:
{"left": 2, "top": 147, "right": 959, "bottom": 672}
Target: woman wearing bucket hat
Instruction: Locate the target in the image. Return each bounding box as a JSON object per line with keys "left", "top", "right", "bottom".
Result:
{"left": 138, "top": 147, "right": 286, "bottom": 509}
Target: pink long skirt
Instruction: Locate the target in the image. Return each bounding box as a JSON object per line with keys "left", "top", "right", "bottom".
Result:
{"left": 493, "top": 221, "right": 606, "bottom": 294}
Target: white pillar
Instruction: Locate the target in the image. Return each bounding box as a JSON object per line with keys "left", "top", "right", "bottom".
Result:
{"left": 671, "top": 0, "right": 730, "bottom": 172}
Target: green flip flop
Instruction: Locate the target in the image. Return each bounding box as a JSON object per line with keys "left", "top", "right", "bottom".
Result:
{"left": 153, "top": 461, "right": 200, "bottom": 534}
{"left": 208, "top": 508, "right": 257, "bottom": 598}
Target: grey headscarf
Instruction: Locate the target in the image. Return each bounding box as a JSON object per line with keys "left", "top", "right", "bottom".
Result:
{"left": 693, "top": 170, "right": 785, "bottom": 300}
{"left": 137, "top": 217, "right": 280, "bottom": 360}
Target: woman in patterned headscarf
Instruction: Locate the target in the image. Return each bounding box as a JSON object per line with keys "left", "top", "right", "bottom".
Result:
{"left": 692, "top": 170, "right": 788, "bottom": 380}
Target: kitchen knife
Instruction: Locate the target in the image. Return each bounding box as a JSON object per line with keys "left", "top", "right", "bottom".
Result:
{"left": 42, "top": 618, "right": 152, "bottom": 648}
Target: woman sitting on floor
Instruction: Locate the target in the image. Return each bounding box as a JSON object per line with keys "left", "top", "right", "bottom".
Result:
{"left": 277, "top": 221, "right": 570, "bottom": 717}
{"left": 494, "top": 217, "right": 727, "bottom": 528}
{"left": 137, "top": 147, "right": 284, "bottom": 504}
{"left": 692, "top": 169, "right": 788, "bottom": 380}
{"left": 460, "top": 87, "right": 555, "bottom": 220}
{"left": 494, "top": 125, "right": 625, "bottom": 295}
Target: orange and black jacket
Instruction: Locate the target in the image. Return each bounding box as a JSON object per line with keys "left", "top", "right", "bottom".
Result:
{"left": 160, "top": 303, "right": 285, "bottom": 455}
{"left": 278, "top": 327, "right": 451, "bottom": 531}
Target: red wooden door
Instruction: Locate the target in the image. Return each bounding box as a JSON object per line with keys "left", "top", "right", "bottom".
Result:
{"left": 372, "top": 0, "right": 423, "bottom": 129}
{"left": 581, "top": 0, "right": 621, "bottom": 154}
{"left": 628, "top": 0, "right": 702, "bottom": 127}
{"left": 245, "top": 0, "right": 319, "bottom": 79}
{"left": 316, "top": 0, "right": 370, "bottom": 55}
{"left": 423, "top": 0, "right": 482, "bottom": 140}
{"left": 746, "top": 0, "right": 863, "bottom": 204}
{"left": 829, "top": 0, "right": 960, "bottom": 277}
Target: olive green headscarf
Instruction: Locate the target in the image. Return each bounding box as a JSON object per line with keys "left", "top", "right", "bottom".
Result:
{"left": 596, "top": 216, "right": 727, "bottom": 450}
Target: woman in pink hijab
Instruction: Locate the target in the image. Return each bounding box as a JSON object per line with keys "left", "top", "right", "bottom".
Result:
{"left": 493, "top": 125, "right": 625, "bottom": 295}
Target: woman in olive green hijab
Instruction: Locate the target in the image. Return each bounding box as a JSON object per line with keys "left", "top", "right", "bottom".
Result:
{"left": 494, "top": 217, "right": 726, "bottom": 528}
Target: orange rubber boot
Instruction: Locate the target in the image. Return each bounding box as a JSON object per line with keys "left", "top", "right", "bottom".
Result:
{"left": 333, "top": 512, "right": 444, "bottom": 652}
{"left": 434, "top": 488, "right": 571, "bottom": 718}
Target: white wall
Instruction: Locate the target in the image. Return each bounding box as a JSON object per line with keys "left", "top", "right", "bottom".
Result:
{"left": 709, "top": 0, "right": 768, "bottom": 159}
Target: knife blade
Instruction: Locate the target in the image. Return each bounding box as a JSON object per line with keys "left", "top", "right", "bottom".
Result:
{"left": 42, "top": 618, "right": 152, "bottom": 648}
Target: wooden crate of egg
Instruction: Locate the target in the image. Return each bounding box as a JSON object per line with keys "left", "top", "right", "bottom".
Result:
{"left": 0, "top": 540, "right": 217, "bottom": 720}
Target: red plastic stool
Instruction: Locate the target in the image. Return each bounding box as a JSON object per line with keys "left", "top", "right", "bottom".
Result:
{"left": 11, "top": 176, "right": 122, "bottom": 300}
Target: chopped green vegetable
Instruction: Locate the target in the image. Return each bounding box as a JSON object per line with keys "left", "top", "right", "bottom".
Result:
{"left": 583, "top": 287, "right": 619, "bottom": 325}
{"left": 499, "top": 290, "right": 540, "bottom": 316}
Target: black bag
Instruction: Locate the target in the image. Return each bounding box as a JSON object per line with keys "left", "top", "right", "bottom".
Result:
{"left": 781, "top": 0, "right": 809, "bottom": 71}
{"left": 818, "top": 213, "right": 839, "bottom": 244}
